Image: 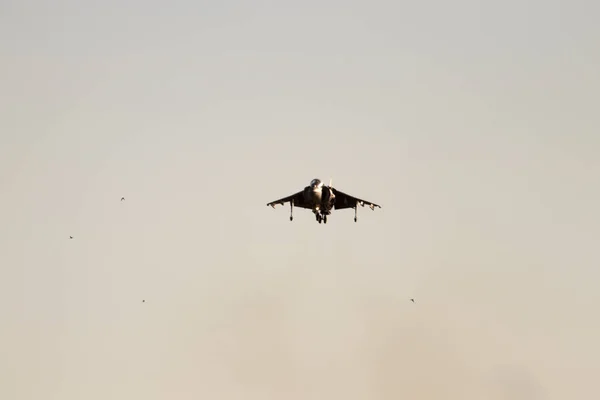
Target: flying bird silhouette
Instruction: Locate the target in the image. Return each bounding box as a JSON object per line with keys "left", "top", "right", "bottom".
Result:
{"left": 121, "top": 197, "right": 125, "bottom": 201}
{"left": 69, "top": 236, "right": 73, "bottom": 239}
{"left": 410, "top": 298, "right": 415, "bottom": 303}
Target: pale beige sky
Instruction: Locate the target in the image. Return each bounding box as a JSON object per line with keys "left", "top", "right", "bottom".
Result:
{"left": 1, "top": 1, "right": 599, "bottom": 399}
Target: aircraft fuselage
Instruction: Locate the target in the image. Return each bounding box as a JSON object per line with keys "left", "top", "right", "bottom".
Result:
{"left": 302, "top": 179, "right": 335, "bottom": 222}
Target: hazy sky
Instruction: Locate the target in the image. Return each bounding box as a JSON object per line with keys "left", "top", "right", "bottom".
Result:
{"left": 1, "top": 1, "right": 599, "bottom": 399}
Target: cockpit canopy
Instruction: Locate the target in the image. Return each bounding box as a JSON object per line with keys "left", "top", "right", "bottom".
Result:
{"left": 310, "top": 178, "right": 322, "bottom": 188}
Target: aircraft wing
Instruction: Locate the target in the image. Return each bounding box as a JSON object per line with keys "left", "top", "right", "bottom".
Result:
{"left": 266, "top": 190, "right": 312, "bottom": 209}
{"left": 331, "top": 187, "right": 381, "bottom": 210}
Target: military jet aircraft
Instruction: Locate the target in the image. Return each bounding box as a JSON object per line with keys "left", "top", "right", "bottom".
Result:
{"left": 266, "top": 178, "right": 381, "bottom": 224}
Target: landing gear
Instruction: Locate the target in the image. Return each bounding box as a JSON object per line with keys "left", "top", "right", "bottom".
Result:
{"left": 314, "top": 210, "right": 328, "bottom": 224}
{"left": 290, "top": 200, "right": 294, "bottom": 221}
{"left": 354, "top": 206, "right": 358, "bottom": 222}
{"left": 314, "top": 209, "right": 329, "bottom": 224}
